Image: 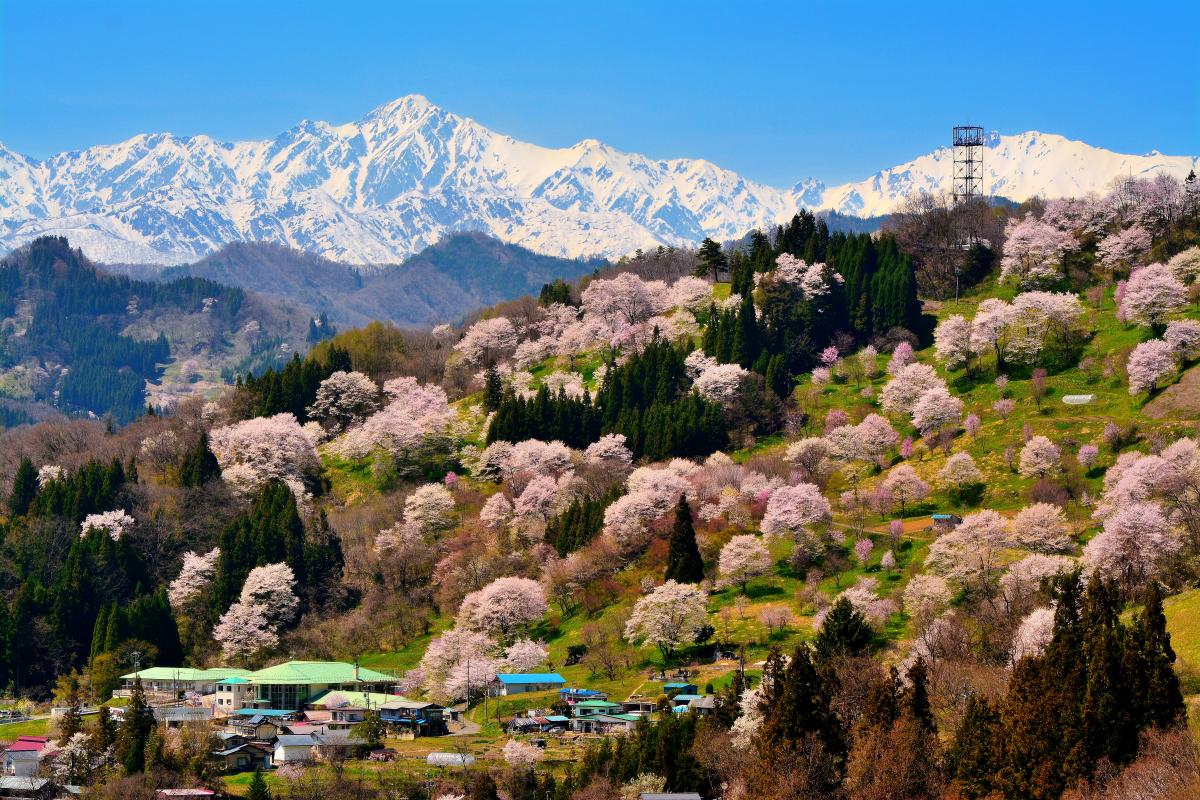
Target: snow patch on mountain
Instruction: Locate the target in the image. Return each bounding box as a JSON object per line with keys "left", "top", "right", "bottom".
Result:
{"left": 1, "top": 95, "right": 1195, "bottom": 266}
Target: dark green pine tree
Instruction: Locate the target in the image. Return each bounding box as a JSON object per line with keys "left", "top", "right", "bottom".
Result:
{"left": 664, "top": 496, "right": 704, "bottom": 584}
{"left": 179, "top": 431, "right": 221, "bottom": 488}
{"left": 482, "top": 363, "right": 504, "bottom": 412}
{"left": 695, "top": 237, "right": 727, "bottom": 280}
{"left": 1126, "top": 581, "right": 1184, "bottom": 730}
{"left": 751, "top": 645, "right": 846, "bottom": 795}
{"left": 731, "top": 293, "right": 760, "bottom": 368}
{"left": 947, "top": 694, "right": 1002, "bottom": 800}
{"left": 904, "top": 656, "right": 935, "bottom": 732}
{"left": 96, "top": 705, "right": 118, "bottom": 752}
{"left": 7, "top": 457, "right": 38, "bottom": 517}
{"left": 813, "top": 597, "right": 874, "bottom": 661}
{"left": 116, "top": 677, "right": 154, "bottom": 774}
{"left": 764, "top": 354, "right": 791, "bottom": 399}
{"left": 247, "top": 768, "right": 272, "bottom": 800}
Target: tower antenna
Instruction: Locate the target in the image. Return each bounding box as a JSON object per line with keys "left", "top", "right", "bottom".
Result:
{"left": 952, "top": 125, "right": 986, "bottom": 204}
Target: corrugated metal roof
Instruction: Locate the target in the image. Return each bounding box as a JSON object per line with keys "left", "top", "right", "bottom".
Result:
{"left": 495, "top": 673, "right": 565, "bottom": 684}
{"left": 306, "top": 689, "right": 399, "bottom": 709}
{"left": 120, "top": 666, "right": 251, "bottom": 681}
{"left": 248, "top": 660, "right": 397, "bottom": 685}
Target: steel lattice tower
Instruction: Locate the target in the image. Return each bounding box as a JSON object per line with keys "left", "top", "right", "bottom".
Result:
{"left": 952, "top": 125, "right": 985, "bottom": 203}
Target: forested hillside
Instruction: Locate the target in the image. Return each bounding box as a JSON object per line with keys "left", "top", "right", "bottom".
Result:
{"left": 1, "top": 172, "right": 1199, "bottom": 800}
{"left": 0, "top": 237, "right": 313, "bottom": 425}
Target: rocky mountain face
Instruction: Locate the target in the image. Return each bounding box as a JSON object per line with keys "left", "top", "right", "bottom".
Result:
{"left": 1, "top": 95, "right": 1195, "bottom": 265}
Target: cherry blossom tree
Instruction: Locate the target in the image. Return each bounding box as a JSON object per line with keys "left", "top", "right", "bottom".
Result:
{"left": 937, "top": 452, "right": 982, "bottom": 487}
{"left": 881, "top": 465, "right": 929, "bottom": 515}
{"left": 503, "top": 739, "right": 542, "bottom": 767}
{"left": 1118, "top": 263, "right": 1189, "bottom": 334}
{"left": 718, "top": 535, "right": 772, "bottom": 592}
{"left": 37, "top": 464, "right": 63, "bottom": 487}
{"left": 456, "top": 576, "right": 548, "bottom": 640}
{"left": 880, "top": 363, "right": 946, "bottom": 416}
{"left": 334, "top": 377, "right": 457, "bottom": 464}
{"left": 210, "top": 413, "right": 320, "bottom": 498}
{"left": 1000, "top": 214, "right": 1076, "bottom": 286}
{"left": 1082, "top": 502, "right": 1181, "bottom": 591}
{"left": 404, "top": 483, "right": 456, "bottom": 536}
{"left": 925, "top": 509, "right": 1009, "bottom": 590}
{"left": 856, "top": 414, "right": 899, "bottom": 461}
{"left": 858, "top": 344, "right": 881, "bottom": 377}
{"left": 934, "top": 314, "right": 973, "bottom": 371}
{"left": 1007, "top": 291, "right": 1085, "bottom": 365}
{"left": 168, "top": 547, "right": 220, "bottom": 608}
{"left": 1011, "top": 608, "right": 1056, "bottom": 663}
{"left": 1098, "top": 225, "right": 1152, "bottom": 273}
{"left": 1009, "top": 503, "right": 1073, "bottom": 553}
{"left": 624, "top": 580, "right": 708, "bottom": 660}
{"left": 669, "top": 276, "right": 714, "bottom": 311}
{"left": 213, "top": 563, "right": 298, "bottom": 660}
{"left": 453, "top": 317, "right": 519, "bottom": 366}
{"left": 80, "top": 509, "right": 134, "bottom": 541}
{"left": 760, "top": 482, "right": 832, "bottom": 540}
{"left": 1167, "top": 246, "right": 1200, "bottom": 284}
{"left": 784, "top": 437, "right": 831, "bottom": 483}
{"left": 887, "top": 342, "right": 916, "bottom": 375}
{"left": 584, "top": 433, "right": 633, "bottom": 471}
{"left": 1077, "top": 444, "right": 1100, "bottom": 470}
{"left": 880, "top": 549, "right": 897, "bottom": 570}
{"left": 902, "top": 574, "right": 952, "bottom": 624}
{"left": 773, "top": 253, "right": 843, "bottom": 301}
{"left": 479, "top": 493, "right": 514, "bottom": 531}
{"left": 1000, "top": 554, "right": 1076, "bottom": 607}
{"left": 970, "top": 298, "right": 1015, "bottom": 366}
{"left": 1127, "top": 339, "right": 1177, "bottom": 395}
{"left": 694, "top": 362, "right": 750, "bottom": 407}
{"left": 501, "top": 639, "right": 549, "bottom": 673}
{"left": 853, "top": 537, "right": 873, "bottom": 566}
{"left": 407, "top": 627, "right": 498, "bottom": 702}
{"left": 1018, "top": 436, "right": 1062, "bottom": 479}
{"left": 307, "top": 371, "right": 380, "bottom": 432}
{"left": 963, "top": 413, "right": 982, "bottom": 437}
{"left": 581, "top": 273, "right": 667, "bottom": 325}
{"left": 910, "top": 386, "right": 964, "bottom": 437}
{"left": 1165, "top": 319, "right": 1200, "bottom": 361}
{"left": 513, "top": 474, "right": 562, "bottom": 524}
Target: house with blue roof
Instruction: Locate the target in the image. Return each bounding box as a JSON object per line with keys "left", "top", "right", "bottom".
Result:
{"left": 491, "top": 673, "right": 566, "bottom": 696}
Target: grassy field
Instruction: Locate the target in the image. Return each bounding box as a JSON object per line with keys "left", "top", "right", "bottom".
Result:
{"left": 0, "top": 716, "right": 51, "bottom": 737}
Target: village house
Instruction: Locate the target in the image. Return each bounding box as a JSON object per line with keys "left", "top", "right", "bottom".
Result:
{"left": 209, "top": 741, "right": 272, "bottom": 773}
{"left": 491, "top": 673, "right": 566, "bottom": 696}
{"left": 378, "top": 699, "right": 447, "bottom": 737}
{"left": 226, "top": 709, "right": 296, "bottom": 741}
{"left": 0, "top": 776, "right": 81, "bottom": 800}
{"left": 570, "top": 713, "right": 641, "bottom": 734}
{"left": 272, "top": 734, "right": 317, "bottom": 765}
{"left": 211, "top": 677, "right": 254, "bottom": 712}
{"left": 661, "top": 682, "right": 698, "bottom": 698}
{"left": 117, "top": 668, "right": 251, "bottom": 702}
{"left": 571, "top": 699, "right": 624, "bottom": 718}
{"left": 1, "top": 737, "right": 52, "bottom": 777}
{"left": 154, "top": 706, "right": 213, "bottom": 729}
{"left": 235, "top": 661, "right": 398, "bottom": 711}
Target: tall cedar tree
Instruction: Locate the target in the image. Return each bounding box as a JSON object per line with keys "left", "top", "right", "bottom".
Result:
{"left": 116, "top": 677, "right": 154, "bottom": 774}
{"left": 7, "top": 457, "right": 37, "bottom": 516}
{"left": 814, "top": 597, "right": 874, "bottom": 661}
{"left": 749, "top": 645, "right": 846, "bottom": 797}
{"left": 179, "top": 431, "right": 221, "bottom": 487}
{"left": 664, "top": 496, "right": 704, "bottom": 583}
{"left": 482, "top": 363, "right": 504, "bottom": 412}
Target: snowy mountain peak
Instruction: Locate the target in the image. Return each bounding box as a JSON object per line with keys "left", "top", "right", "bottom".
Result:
{"left": 1, "top": 97, "right": 1195, "bottom": 266}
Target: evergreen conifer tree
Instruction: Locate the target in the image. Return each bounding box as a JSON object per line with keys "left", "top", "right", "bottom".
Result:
{"left": 247, "top": 768, "right": 272, "bottom": 800}
{"left": 813, "top": 597, "right": 873, "bottom": 661}
{"left": 179, "top": 432, "right": 221, "bottom": 488}
{"left": 696, "top": 237, "right": 727, "bottom": 280}
{"left": 116, "top": 677, "right": 154, "bottom": 774}
{"left": 482, "top": 363, "right": 503, "bottom": 412}
{"left": 664, "top": 496, "right": 704, "bottom": 583}
{"left": 8, "top": 457, "right": 38, "bottom": 517}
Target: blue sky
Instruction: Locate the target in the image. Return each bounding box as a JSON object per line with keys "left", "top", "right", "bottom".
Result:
{"left": 1, "top": 0, "right": 1196, "bottom": 186}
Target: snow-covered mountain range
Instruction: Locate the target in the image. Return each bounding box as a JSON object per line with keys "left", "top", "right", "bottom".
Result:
{"left": 1, "top": 95, "right": 1195, "bottom": 266}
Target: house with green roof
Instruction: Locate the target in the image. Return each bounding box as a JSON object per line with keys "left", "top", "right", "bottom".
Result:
{"left": 214, "top": 661, "right": 400, "bottom": 712}
{"left": 118, "top": 667, "right": 252, "bottom": 700}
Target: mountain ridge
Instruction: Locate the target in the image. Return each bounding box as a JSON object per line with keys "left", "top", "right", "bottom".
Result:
{"left": 1, "top": 95, "right": 1195, "bottom": 265}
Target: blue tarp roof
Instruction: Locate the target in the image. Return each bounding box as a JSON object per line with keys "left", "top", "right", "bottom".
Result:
{"left": 235, "top": 708, "right": 293, "bottom": 717}
{"left": 561, "top": 688, "right": 604, "bottom": 696}
{"left": 495, "top": 673, "right": 566, "bottom": 684}
{"left": 663, "top": 683, "right": 696, "bottom": 689}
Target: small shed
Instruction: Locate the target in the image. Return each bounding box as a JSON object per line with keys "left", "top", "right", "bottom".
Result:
{"left": 272, "top": 735, "right": 317, "bottom": 764}
{"left": 662, "top": 683, "right": 698, "bottom": 697}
